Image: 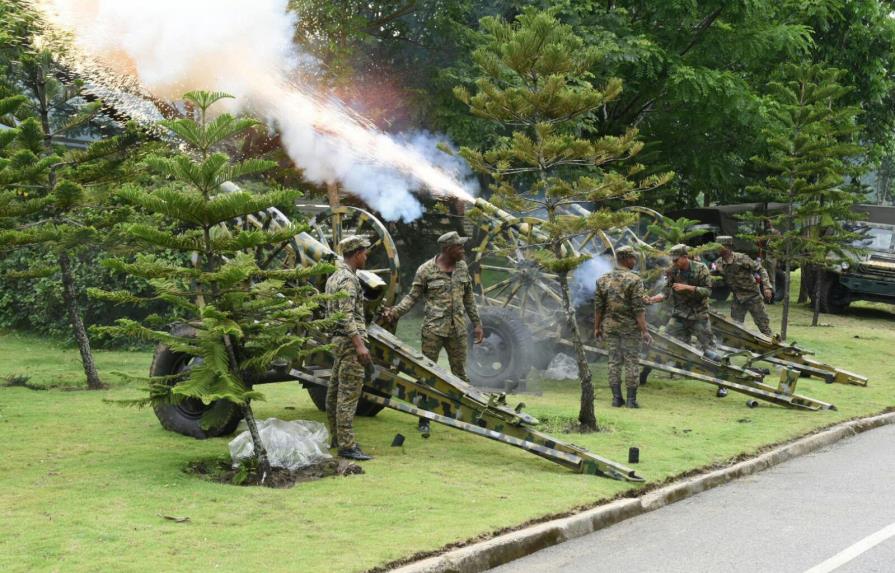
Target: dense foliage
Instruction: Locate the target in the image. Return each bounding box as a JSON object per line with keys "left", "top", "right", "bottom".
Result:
{"left": 287, "top": 1, "right": 895, "bottom": 208}
{"left": 92, "top": 91, "right": 333, "bottom": 472}
{"left": 457, "top": 11, "right": 671, "bottom": 430}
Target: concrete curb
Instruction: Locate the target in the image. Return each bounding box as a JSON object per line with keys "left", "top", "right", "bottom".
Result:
{"left": 390, "top": 411, "right": 895, "bottom": 573}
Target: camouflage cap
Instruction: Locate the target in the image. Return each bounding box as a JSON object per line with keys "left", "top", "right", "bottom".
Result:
{"left": 668, "top": 243, "right": 689, "bottom": 258}
{"left": 338, "top": 234, "right": 371, "bottom": 254}
{"left": 716, "top": 235, "right": 734, "bottom": 246}
{"left": 615, "top": 245, "right": 638, "bottom": 258}
{"left": 437, "top": 231, "right": 469, "bottom": 247}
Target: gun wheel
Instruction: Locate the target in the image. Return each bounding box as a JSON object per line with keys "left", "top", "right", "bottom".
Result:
{"left": 472, "top": 218, "right": 566, "bottom": 338}
{"left": 309, "top": 205, "right": 401, "bottom": 307}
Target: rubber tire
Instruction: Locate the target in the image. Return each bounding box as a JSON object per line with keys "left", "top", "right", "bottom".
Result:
{"left": 813, "top": 272, "right": 851, "bottom": 314}
{"left": 149, "top": 326, "right": 243, "bottom": 439}
{"left": 711, "top": 285, "right": 731, "bottom": 302}
{"left": 467, "top": 307, "right": 534, "bottom": 389}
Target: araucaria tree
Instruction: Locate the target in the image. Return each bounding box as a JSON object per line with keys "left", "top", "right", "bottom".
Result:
{"left": 748, "top": 64, "right": 862, "bottom": 338}
{"left": 0, "top": 28, "right": 139, "bottom": 390}
{"left": 457, "top": 11, "right": 671, "bottom": 431}
{"left": 92, "top": 92, "right": 332, "bottom": 478}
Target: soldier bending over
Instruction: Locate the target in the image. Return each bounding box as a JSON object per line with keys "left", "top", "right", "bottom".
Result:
{"left": 713, "top": 235, "right": 774, "bottom": 336}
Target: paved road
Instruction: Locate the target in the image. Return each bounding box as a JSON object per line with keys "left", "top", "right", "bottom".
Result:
{"left": 490, "top": 424, "right": 895, "bottom": 573}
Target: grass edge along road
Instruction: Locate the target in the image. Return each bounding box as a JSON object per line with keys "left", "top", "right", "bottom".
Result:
{"left": 0, "top": 293, "right": 893, "bottom": 572}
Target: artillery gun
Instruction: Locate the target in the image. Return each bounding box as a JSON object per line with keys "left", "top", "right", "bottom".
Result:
{"left": 148, "top": 186, "right": 642, "bottom": 481}
{"left": 464, "top": 198, "right": 867, "bottom": 409}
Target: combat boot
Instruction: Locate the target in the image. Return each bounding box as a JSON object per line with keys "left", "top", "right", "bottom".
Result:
{"left": 610, "top": 385, "right": 624, "bottom": 408}
{"left": 626, "top": 387, "right": 640, "bottom": 409}
{"left": 338, "top": 445, "right": 373, "bottom": 461}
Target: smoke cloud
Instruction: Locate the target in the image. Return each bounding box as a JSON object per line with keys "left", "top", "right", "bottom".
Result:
{"left": 36, "top": 0, "right": 476, "bottom": 221}
{"left": 570, "top": 256, "right": 614, "bottom": 307}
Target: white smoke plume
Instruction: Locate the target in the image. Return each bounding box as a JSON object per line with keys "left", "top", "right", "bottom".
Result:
{"left": 570, "top": 256, "right": 614, "bottom": 307}
{"left": 35, "top": 0, "right": 477, "bottom": 221}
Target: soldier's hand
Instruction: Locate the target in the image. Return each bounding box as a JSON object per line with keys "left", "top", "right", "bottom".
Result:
{"left": 473, "top": 324, "right": 485, "bottom": 344}
{"left": 594, "top": 327, "right": 603, "bottom": 340}
{"left": 671, "top": 283, "right": 691, "bottom": 293}
{"left": 641, "top": 331, "right": 653, "bottom": 346}
{"left": 380, "top": 307, "right": 396, "bottom": 322}
{"left": 763, "top": 288, "right": 773, "bottom": 302}
{"left": 355, "top": 342, "right": 372, "bottom": 366}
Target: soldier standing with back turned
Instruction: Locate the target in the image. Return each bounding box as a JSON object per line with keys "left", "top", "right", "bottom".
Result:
{"left": 713, "top": 235, "right": 774, "bottom": 336}
{"left": 325, "top": 235, "right": 373, "bottom": 461}
{"left": 383, "top": 231, "right": 485, "bottom": 436}
{"left": 594, "top": 246, "right": 653, "bottom": 408}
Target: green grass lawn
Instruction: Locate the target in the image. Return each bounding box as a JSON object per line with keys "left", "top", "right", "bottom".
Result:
{"left": 1, "top": 282, "right": 894, "bottom": 573}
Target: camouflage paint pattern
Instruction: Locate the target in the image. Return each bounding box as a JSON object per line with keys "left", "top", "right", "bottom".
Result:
{"left": 708, "top": 310, "right": 867, "bottom": 386}
{"left": 364, "top": 323, "right": 643, "bottom": 480}
{"left": 570, "top": 328, "right": 836, "bottom": 411}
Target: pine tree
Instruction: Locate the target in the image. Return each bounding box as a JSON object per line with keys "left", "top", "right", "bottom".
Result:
{"left": 647, "top": 216, "right": 709, "bottom": 247}
{"left": 0, "top": 22, "right": 141, "bottom": 389}
{"left": 91, "top": 91, "right": 333, "bottom": 478}
{"left": 456, "top": 10, "right": 671, "bottom": 431}
{"left": 746, "top": 64, "right": 862, "bottom": 337}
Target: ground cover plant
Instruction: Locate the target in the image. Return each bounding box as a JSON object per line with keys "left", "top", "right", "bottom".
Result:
{"left": 1, "top": 277, "right": 893, "bottom": 572}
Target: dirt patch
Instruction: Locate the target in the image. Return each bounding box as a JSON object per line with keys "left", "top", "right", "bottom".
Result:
{"left": 185, "top": 457, "right": 364, "bottom": 488}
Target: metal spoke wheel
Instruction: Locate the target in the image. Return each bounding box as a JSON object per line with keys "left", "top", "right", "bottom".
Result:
{"left": 472, "top": 218, "right": 565, "bottom": 336}
{"left": 309, "top": 205, "right": 401, "bottom": 307}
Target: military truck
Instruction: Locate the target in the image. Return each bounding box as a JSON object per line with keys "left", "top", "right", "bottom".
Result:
{"left": 808, "top": 204, "right": 895, "bottom": 313}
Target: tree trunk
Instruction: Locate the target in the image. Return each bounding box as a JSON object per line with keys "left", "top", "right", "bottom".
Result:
{"left": 58, "top": 251, "right": 104, "bottom": 390}
{"left": 812, "top": 270, "right": 823, "bottom": 327}
{"left": 221, "top": 333, "right": 272, "bottom": 481}
{"left": 243, "top": 401, "right": 272, "bottom": 482}
{"left": 797, "top": 265, "right": 810, "bottom": 303}
{"left": 557, "top": 271, "right": 597, "bottom": 431}
{"left": 780, "top": 259, "right": 791, "bottom": 341}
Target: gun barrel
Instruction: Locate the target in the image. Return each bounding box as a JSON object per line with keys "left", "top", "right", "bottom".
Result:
{"left": 473, "top": 197, "right": 545, "bottom": 240}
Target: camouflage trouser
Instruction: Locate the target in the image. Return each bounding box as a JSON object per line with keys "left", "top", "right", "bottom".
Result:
{"left": 605, "top": 331, "right": 642, "bottom": 389}
{"left": 666, "top": 316, "right": 716, "bottom": 351}
{"left": 326, "top": 337, "right": 365, "bottom": 450}
{"left": 421, "top": 328, "right": 469, "bottom": 382}
{"left": 731, "top": 294, "right": 772, "bottom": 336}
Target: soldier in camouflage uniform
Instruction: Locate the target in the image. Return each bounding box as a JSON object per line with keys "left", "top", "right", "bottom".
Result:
{"left": 713, "top": 235, "right": 774, "bottom": 336}
{"left": 383, "top": 231, "right": 484, "bottom": 435}
{"left": 649, "top": 244, "right": 716, "bottom": 351}
{"left": 594, "top": 246, "right": 653, "bottom": 408}
{"left": 324, "top": 235, "right": 373, "bottom": 461}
